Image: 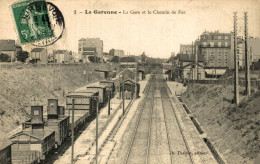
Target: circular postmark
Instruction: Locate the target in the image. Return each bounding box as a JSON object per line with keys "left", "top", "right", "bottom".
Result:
{"left": 18, "top": 1, "right": 65, "bottom": 47}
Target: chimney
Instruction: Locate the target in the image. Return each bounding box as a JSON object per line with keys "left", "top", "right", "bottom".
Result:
{"left": 47, "top": 99, "right": 59, "bottom": 119}
{"left": 31, "top": 106, "right": 44, "bottom": 130}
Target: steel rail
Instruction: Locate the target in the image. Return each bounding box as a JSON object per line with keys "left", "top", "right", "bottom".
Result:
{"left": 124, "top": 74, "right": 154, "bottom": 164}
{"left": 145, "top": 77, "right": 154, "bottom": 164}
{"left": 162, "top": 80, "right": 194, "bottom": 164}
{"left": 159, "top": 78, "right": 174, "bottom": 164}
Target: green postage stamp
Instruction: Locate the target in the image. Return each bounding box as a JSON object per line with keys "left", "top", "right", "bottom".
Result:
{"left": 12, "top": 0, "right": 54, "bottom": 44}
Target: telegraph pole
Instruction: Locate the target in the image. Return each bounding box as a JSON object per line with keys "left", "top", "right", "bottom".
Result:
{"left": 96, "top": 98, "right": 99, "bottom": 164}
{"left": 135, "top": 62, "right": 137, "bottom": 99}
{"left": 122, "top": 73, "right": 125, "bottom": 115}
{"left": 233, "top": 12, "right": 240, "bottom": 105}
{"left": 244, "top": 12, "right": 251, "bottom": 96}
{"left": 71, "top": 99, "right": 75, "bottom": 164}
{"left": 108, "top": 89, "right": 111, "bottom": 115}
{"left": 195, "top": 43, "right": 198, "bottom": 80}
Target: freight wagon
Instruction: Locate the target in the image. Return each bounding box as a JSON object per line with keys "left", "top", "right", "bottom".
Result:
{"left": 66, "top": 92, "right": 99, "bottom": 131}
{"left": 0, "top": 138, "right": 12, "bottom": 164}
{"left": 86, "top": 82, "right": 108, "bottom": 105}
{"left": 66, "top": 91, "right": 98, "bottom": 113}
{"left": 99, "top": 79, "right": 116, "bottom": 97}
{"left": 46, "top": 99, "right": 70, "bottom": 148}
{"left": 10, "top": 106, "right": 55, "bottom": 161}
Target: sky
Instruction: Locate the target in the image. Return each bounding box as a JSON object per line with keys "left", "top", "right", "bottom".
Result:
{"left": 0, "top": 0, "right": 260, "bottom": 58}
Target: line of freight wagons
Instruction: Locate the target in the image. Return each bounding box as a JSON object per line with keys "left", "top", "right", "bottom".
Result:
{"left": 1, "top": 76, "right": 141, "bottom": 164}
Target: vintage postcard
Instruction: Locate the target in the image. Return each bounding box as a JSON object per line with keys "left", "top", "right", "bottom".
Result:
{"left": 0, "top": 0, "right": 259, "bottom": 164}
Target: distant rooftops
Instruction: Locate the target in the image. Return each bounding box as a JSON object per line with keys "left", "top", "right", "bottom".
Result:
{"left": 0, "top": 39, "right": 16, "bottom": 51}
{"left": 31, "top": 48, "right": 45, "bottom": 52}
{"left": 178, "top": 54, "right": 204, "bottom": 62}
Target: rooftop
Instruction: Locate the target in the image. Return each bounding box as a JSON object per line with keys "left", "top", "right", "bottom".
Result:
{"left": 67, "top": 92, "right": 97, "bottom": 97}
{"left": 0, "top": 39, "right": 16, "bottom": 51}
{"left": 31, "top": 48, "right": 45, "bottom": 52}
{"left": 11, "top": 127, "right": 54, "bottom": 141}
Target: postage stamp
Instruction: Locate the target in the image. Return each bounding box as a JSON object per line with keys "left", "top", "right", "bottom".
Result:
{"left": 12, "top": 0, "right": 54, "bottom": 44}
{"left": 12, "top": 0, "right": 65, "bottom": 47}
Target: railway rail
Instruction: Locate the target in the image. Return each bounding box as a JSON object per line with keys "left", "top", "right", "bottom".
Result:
{"left": 124, "top": 74, "right": 155, "bottom": 164}
{"left": 160, "top": 77, "right": 194, "bottom": 164}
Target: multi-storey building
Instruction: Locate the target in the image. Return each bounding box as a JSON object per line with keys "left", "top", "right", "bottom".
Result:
{"left": 114, "top": 50, "right": 125, "bottom": 57}
{"left": 199, "top": 31, "right": 232, "bottom": 68}
{"left": 30, "top": 48, "right": 48, "bottom": 64}
{"left": 53, "top": 50, "right": 71, "bottom": 64}
{"left": 180, "top": 44, "right": 193, "bottom": 55}
{"left": 0, "top": 40, "right": 16, "bottom": 61}
{"left": 78, "top": 38, "right": 103, "bottom": 61}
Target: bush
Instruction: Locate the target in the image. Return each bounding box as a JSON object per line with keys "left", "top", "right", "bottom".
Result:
{"left": 17, "top": 51, "right": 29, "bottom": 62}
{"left": 0, "top": 53, "right": 10, "bottom": 62}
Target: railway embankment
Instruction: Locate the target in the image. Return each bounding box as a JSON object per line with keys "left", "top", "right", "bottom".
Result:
{"left": 0, "top": 63, "right": 118, "bottom": 136}
{"left": 181, "top": 83, "right": 260, "bottom": 163}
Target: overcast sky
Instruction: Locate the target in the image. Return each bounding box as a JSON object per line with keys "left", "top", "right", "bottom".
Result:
{"left": 0, "top": 0, "right": 259, "bottom": 58}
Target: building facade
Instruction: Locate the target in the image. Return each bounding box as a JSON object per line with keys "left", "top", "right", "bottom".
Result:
{"left": 180, "top": 44, "right": 193, "bottom": 55}
{"left": 30, "top": 48, "right": 48, "bottom": 64}
{"left": 249, "top": 37, "right": 260, "bottom": 62}
{"left": 199, "top": 31, "right": 232, "bottom": 68}
{"left": 0, "top": 40, "right": 16, "bottom": 61}
{"left": 114, "top": 50, "right": 125, "bottom": 57}
{"left": 78, "top": 38, "right": 103, "bottom": 61}
{"left": 53, "top": 50, "right": 71, "bottom": 63}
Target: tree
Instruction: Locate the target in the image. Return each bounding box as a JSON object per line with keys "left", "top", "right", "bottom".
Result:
{"left": 141, "top": 52, "right": 146, "bottom": 63}
{"left": 17, "top": 51, "right": 29, "bottom": 62}
{"left": 109, "top": 49, "right": 115, "bottom": 56}
{"left": 0, "top": 53, "right": 10, "bottom": 62}
{"left": 103, "top": 52, "right": 109, "bottom": 56}
{"left": 88, "top": 55, "right": 96, "bottom": 62}
{"left": 110, "top": 56, "right": 120, "bottom": 63}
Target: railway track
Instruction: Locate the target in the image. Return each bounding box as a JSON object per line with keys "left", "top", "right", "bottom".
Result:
{"left": 160, "top": 77, "right": 194, "bottom": 164}
{"left": 124, "top": 74, "right": 155, "bottom": 164}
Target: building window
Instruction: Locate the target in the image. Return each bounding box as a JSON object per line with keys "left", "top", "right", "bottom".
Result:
{"left": 225, "top": 42, "right": 228, "bottom": 47}
{"left": 213, "top": 36, "right": 218, "bottom": 40}
{"left": 218, "top": 42, "right": 221, "bottom": 47}
{"left": 224, "top": 55, "right": 228, "bottom": 60}
{"left": 225, "top": 36, "right": 229, "bottom": 40}
{"left": 210, "top": 42, "right": 214, "bottom": 47}
{"left": 218, "top": 36, "right": 222, "bottom": 39}
{"left": 79, "top": 48, "right": 81, "bottom": 51}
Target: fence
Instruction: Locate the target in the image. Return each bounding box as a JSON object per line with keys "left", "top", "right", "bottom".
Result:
{"left": 188, "top": 79, "right": 260, "bottom": 88}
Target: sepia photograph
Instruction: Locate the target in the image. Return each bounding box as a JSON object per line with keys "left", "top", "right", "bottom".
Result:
{"left": 0, "top": 0, "right": 260, "bottom": 163}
